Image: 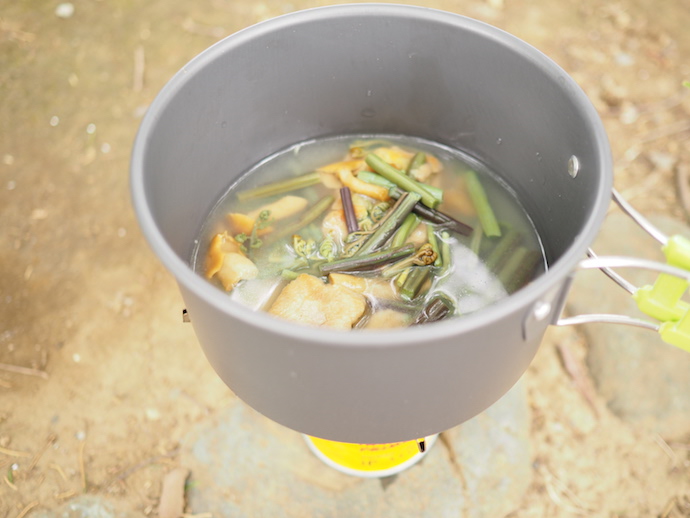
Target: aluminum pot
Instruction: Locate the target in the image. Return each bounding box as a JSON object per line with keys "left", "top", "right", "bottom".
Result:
{"left": 131, "top": 4, "right": 612, "bottom": 443}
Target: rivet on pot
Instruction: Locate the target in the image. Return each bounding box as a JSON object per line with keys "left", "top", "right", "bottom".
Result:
{"left": 568, "top": 155, "right": 580, "bottom": 178}
{"left": 533, "top": 300, "right": 552, "bottom": 321}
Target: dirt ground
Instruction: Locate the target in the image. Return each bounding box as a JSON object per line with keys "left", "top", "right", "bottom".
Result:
{"left": 1, "top": 0, "right": 690, "bottom": 516}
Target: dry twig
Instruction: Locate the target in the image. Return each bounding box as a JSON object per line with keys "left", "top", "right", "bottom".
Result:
{"left": 619, "top": 169, "right": 664, "bottom": 202}
{"left": 105, "top": 449, "right": 179, "bottom": 487}
{"left": 0, "top": 446, "right": 31, "bottom": 458}
{"left": 49, "top": 463, "right": 68, "bottom": 482}
{"left": 0, "top": 362, "right": 48, "bottom": 379}
{"left": 79, "top": 440, "right": 87, "bottom": 491}
{"left": 653, "top": 433, "right": 679, "bottom": 463}
{"left": 133, "top": 45, "right": 145, "bottom": 92}
{"left": 660, "top": 496, "right": 679, "bottom": 518}
{"left": 55, "top": 489, "right": 77, "bottom": 500}
{"left": 556, "top": 342, "right": 599, "bottom": 417}
{"left": 28, "top": 433, "right": 57, "bottom": 471}
{"left": 617, "top": 120, "right": 690, "bottom": 171}
{"left": 540, "top": 465, "right": 594, "bottom": 515}
{"left": 15, "top": 501, "right": 39, "bottom": 518}
{"left": 676, "top": 165, "right": 690, "bottom": 222}
{"left": 4, "top": 473, "right": 18, "bottom": 491}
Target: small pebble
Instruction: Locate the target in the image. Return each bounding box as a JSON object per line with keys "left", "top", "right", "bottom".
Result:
{"left": 31, "top": 208, "right": 48, "bottom": 220}
{"left": 101, "top": 142, "right": 111, "bottom": 154}
{"left": 145, "top": 408, "right": 161, "bottom": 421}
{"left": 49, "top": 116, "right": 60, "bottom": 127}
{"left": 72, "top": 353, "right": 81, "bottom": 363}
{"left": 55, "top": 3, "right": 75, "bottom": 18}
{"left": 619, "top": 103, "right": 639, "bottom": 125}
{"left": 615, "top": 52, "right": 635, "bottom": 67}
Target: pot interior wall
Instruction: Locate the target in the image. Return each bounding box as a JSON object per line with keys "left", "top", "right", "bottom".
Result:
{"left": 141, "top": 6, "right": 609, "bottom": 283}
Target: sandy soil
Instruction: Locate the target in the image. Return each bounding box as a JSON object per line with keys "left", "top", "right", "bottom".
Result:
{"left": 1, "top": 0, "right": 690, "bottom": 516}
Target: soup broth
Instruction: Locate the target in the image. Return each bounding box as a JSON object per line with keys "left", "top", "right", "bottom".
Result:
{"left": 192, "top": 135, "right": 546, "bottom": 330}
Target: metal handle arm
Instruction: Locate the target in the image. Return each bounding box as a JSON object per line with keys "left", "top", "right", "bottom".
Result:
{"left": 555, "top": 255, "right": 690, "bottom": 352}
{"left": 554, "top": 189, "right": 690, "bottom": 352}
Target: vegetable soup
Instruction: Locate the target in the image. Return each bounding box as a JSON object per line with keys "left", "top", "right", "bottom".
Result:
{"left": 191, "top": 135, "right": 546, "bottom": 330}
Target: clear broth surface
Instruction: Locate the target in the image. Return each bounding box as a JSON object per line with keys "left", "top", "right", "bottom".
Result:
{"left": 192, "top": 134, "right": 546, "bottom": 330}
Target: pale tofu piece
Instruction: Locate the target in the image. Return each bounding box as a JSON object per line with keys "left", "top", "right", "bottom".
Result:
{"left": 365, "top": 309, "right": 411, "bottom": 329}
{"left": 328, "top": 273, "right": 398, "bottom": 300}
{"left": 410, "top": 163, "right": 433, "bottom": 183}
{"left": 268, "top": 274, "right": 367, "bottom": 330}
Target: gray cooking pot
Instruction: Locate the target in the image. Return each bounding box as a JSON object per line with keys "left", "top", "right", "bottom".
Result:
{"left": 131, "top": 4, "right": 612, "bottom": 443}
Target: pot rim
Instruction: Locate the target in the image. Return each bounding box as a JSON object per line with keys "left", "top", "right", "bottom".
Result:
{"left": 130, "top": 3, "right": 613, "bottom": 348}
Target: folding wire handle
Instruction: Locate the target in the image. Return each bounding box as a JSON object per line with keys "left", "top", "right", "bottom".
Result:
{"left": 555, "top": 188, "right": 690, "bottom": 353}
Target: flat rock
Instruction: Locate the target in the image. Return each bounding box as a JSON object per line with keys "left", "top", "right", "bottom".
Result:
{"left": 567, "top": 212, "right": 690, "bottom": 440}
{"left": 181, "top": 380, "right": 532, "bottom": 517}
{"left": 443, "top": 378, "right": 533, "bottom": 518}
{"left": 33, "top": 495, "right": 130, "bottom": 518}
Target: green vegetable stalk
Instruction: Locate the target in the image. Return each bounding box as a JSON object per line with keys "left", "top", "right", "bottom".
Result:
{"left": 365, "top": 154, "right": 441, "bottom": 209}
{"left": 499, "top": 247, "right": 542, "bottom": 293}
{"left": 464, "top": 170, "right": 501, "bottom": 237}
{"left": 440, "top": 231, "right": 451, "bottom": 272}
{"left": 399, "top": 266, "right": 432, "bottom": 301}
{"left": 237, "top": 172, "right": 321, "bottom": 202}
{"left": 391, "top": 213, "right": 420, "bottom": 248}
{"left": 485, "top": 229, "right": 521, "bottom": 271}
{"left": 406, "top": 152, "right": 426, "bottom": 176}
{"left": 319, "top": 244, "right": 415, "bottom": 275}
{"left": 354, "top": 191, "right": 422, "bottom": 256}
